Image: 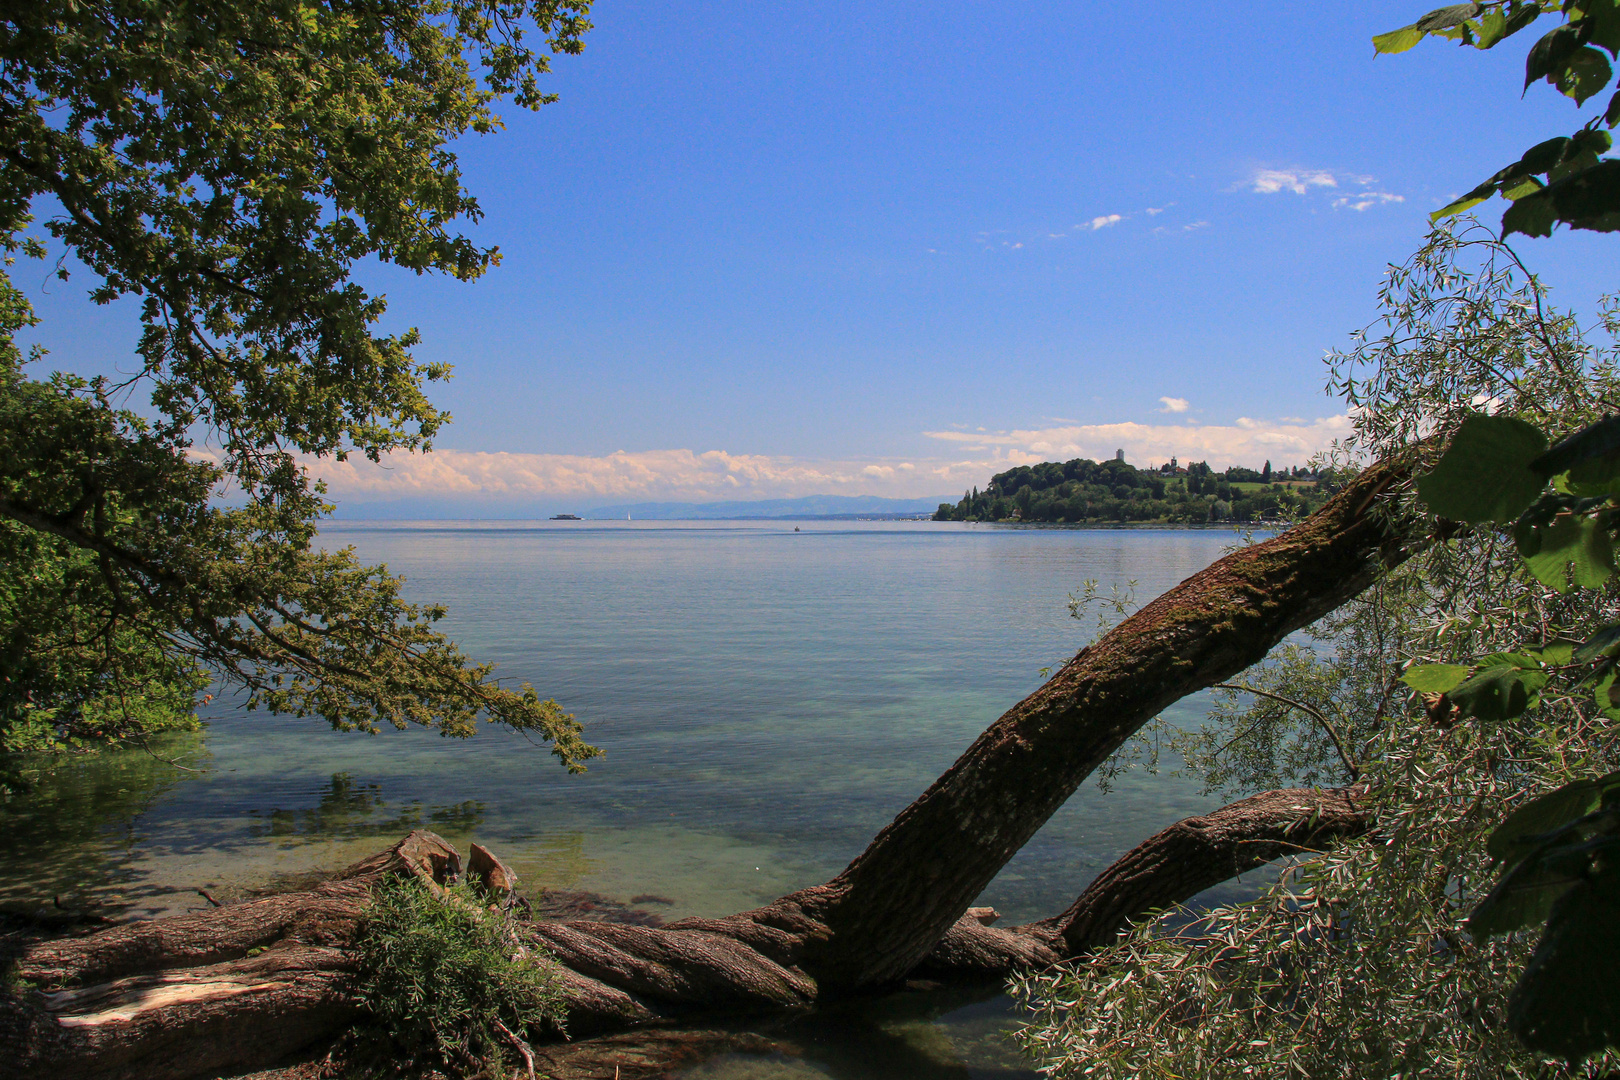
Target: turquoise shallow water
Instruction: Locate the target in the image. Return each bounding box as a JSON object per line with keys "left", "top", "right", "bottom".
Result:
{"left": 1, "top": 520, "right": 1261, "bottom": 1077}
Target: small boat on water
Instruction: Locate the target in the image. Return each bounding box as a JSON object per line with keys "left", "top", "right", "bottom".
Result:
{"left": 550, "top": 513, "right": 582, "bottom": 521}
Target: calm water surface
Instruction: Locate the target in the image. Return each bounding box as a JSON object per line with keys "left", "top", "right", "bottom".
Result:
{"left": 2, "top": 520, "right": 1259, "bottom": 1078}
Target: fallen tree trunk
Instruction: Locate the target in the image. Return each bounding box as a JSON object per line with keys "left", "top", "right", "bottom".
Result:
{"left": 2, "top": 456, "right": 1411, "bottom": 1078}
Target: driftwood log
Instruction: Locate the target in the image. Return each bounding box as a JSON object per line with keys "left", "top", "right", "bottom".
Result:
{"left": 0, "top": 456, "right": 1406, "bottom": 1079}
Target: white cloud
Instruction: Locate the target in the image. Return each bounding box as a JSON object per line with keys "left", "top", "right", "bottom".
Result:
{"left": 1086, "top": 214, "right": 1123, "bottom": 230}
{"left": 310, "top": 447, "right": 990, "bottom": 506}
{"left": 1158, "top": 396, "right": 1190, "bottom": 413}
{"left": 923, "top": 415, "right": 1352, "bottom": 470}
{"left": 1251, "top": 169, "right": 1340, "bottom": 195}
{"left": 298, "top": 413, "right": 1353, "bottom": 512}
{"left": 1332, "top": 191, "right": 1405, "bottom": 211}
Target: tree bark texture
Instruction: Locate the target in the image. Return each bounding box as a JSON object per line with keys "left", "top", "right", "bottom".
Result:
{"left": 2, "top": 456, "right": 1409, "bottom": 1079}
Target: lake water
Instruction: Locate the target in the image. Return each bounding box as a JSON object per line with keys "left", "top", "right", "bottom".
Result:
{"left": 1, "top": 520, "right": 1257, "bottom": 1078}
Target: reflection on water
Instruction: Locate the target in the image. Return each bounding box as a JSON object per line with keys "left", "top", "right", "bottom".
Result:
{"left": 658, "top": 983, "right": 1038, "bottom": 1079}
{"left": 0, "top": 521, "right": 1261, "bottom": 1075}
{"left": 247, "top": 772, "right": 485, "bottom": 841}
{"left": 0, "top": 731, "right": 207, "bottom": 915}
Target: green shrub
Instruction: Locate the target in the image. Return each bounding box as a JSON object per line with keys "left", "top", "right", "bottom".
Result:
{"left": 351, "top": 874, "right": 565, "bottom": 1076}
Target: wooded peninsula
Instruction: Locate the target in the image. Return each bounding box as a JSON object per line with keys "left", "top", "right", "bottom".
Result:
{"left": 933, "top": 456, "right": 1339, "bottom": 524}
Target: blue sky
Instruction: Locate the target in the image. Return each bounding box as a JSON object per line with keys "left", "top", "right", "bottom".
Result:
{"left": 25, "top": 1, "right": 1620, "bottom": 511}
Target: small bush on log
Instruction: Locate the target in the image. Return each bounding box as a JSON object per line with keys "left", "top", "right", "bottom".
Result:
{"left": 350, "top": 876, "right": 564, "bottom": 1077}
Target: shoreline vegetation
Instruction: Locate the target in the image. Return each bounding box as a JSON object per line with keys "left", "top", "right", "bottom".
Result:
{"left": 933, "top": 455, "right": 1341, "bottom": 525}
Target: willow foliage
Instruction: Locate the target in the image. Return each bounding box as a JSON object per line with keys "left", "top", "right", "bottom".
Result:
{"left": 1015, "top": 224, "right": 1620, "bottom": 1077}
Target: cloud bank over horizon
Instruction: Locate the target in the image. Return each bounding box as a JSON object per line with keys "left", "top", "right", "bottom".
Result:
{"left": 305, "top": 413, "right": 1353, "bottom": 513}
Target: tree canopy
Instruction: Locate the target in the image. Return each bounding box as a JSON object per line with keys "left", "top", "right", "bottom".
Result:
{"left": 0, "top": 0, "right": 601, "bottom": 783}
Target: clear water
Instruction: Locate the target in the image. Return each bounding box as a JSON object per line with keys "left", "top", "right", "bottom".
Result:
{"left": 0, "top": 520, "right": 1257, "bottom": 1077}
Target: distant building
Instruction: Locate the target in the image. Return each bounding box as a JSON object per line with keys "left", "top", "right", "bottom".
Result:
{"left": 1114, "top": 448, "right": 1124, "bottom": 462}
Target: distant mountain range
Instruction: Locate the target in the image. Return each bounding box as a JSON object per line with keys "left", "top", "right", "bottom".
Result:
{"left": 584, "top": 495, "right": 951, "bottom": 520}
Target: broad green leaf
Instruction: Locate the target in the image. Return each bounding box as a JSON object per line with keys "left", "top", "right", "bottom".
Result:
{"left": 1475, "top": 5, "right": 1511, "bottom": 46}
{"left": 1468, "top": 859, "right": 1580, "bottom": 936}
{"left": 1528, "top": 639, "right": 1576, "bottom": 664}
{"left": 1526, "top": 24, "right": 1585, "bottom": 89}
{"left": 1509, "top": 159, "right": 1620, "bottom": 236}
{"left": 1575, "top": 623, "right": 1620, "bottom": 662}
{"left": 1431, "top": 193, "right": 1492, "bottom": 221}
{"left": 1520, "top": 513, "right": 1616, "bottom": 592}
{"left": 1575, "top": 126, "right": 1616, "bottom": 155}
{"left": 1558, "top": 47, "right": 1613, "bottom": 104}
{"left": 1402, "top": 662, "right": 1472, "bottom": 692}
{"left": 1374, "top": 25, "right": 1427, "bottom": 53}
{"left": 1502, "top": 176, "right": 1547, "bottom": 199}
{"left": 1447, "top": 662, "right": 1547, "bottom": 720}
{"left": 1417, "top": 3, "right": 1484, "bottom": 31}
{"left": 1508, "top": 865, "right": 1620, "bottom": 1061}
{"left": 1532, "top": 415, "right": 1620, "bottom": 477}
{"left": 1415, "top": 413, "right": 1550, "bottom": 523}
{"left": 1487, "top": 772, "right": 1620, "bottom": 863}
{"left": 1503, "top": 187, "right": 1562, "bottom": 236}
{"left": 1562, "top": 451, "right": 1620, "bottom": 495}
{"left": 1608, "top": 89, "right": 1620, "bottom": 126}
{"left": 1597, "top": 668, "right": 1619, "bottom": 710}
{"left": 1477, "top": 651, "right": 1544, "bottom": 669}
{"left": 1585, "top": 0, "right": 1620, "bottom": 56}
{"left": 1520, "top": 135, "right": 1577, "bottom": 174}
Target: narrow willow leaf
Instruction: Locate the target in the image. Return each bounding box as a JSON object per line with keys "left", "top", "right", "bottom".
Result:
{"left": 1416, "top": 413, "right": 1549, "bottom": 523}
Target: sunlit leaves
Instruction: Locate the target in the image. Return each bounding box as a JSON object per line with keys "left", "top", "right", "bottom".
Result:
{"left": 1381, "top": 1, "right": 1620, "bottom": 233}
{"left": 0, "top": 1, "right": 601, "bottom": 771}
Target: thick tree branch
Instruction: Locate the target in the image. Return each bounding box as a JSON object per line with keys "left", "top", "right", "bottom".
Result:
{"left": 1030, "top": 785, "right": 1370, "bottom": 957}
{"left": 756, "top": 453, "right": 1411, "bottom": 987}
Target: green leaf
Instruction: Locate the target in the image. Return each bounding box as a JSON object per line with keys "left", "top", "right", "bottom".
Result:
{"left": 1527, "top": 639, "right": 1575, "bottom": 664}
{"left": 1431, "top": 192, "right": 1493, "bottom": 221}
{"left": 1487, "top": 772, "right": 1620, "bottom": 863}
{"left": 1417, "top": 3, "right": 1484, "bottom": 31}
{"left": 1374, "top": 25, "right": 1427, "bottom": 53}
{"left": 1596, "top": 668, "right": 1619, "bottom": 709}
{"left": 1534, "top": 414, "right": 1620, "bottom": 478}
{"left": 1558, "top": 46, "right": 1613, "bottom": 104}
{"left": 1507, "top": 159, "right": 1620, "bottom": 235}
{"left": 1520, "top": 512, "right": 1616, "bottom": 592}
{"left": 1415, "top": 413, "right": 1550, "bottom": 523}
{"left": 1585, "top": 0, "right": 1620, "bottom": 56}
{"left": 1574, "top": 623, "right": 1620, "bottom": 662}
{"left": 1526, "top": 24, "right": 1585, "bottom": 89}
{"left": 1509, "top": 865, "right": 1620, "bottom": 1061}
{"left": 1503, "top": 188, "right": 1563, "bottom": 236}
{"left": 1468, "top": 858, "right": 1580, "bottom": 936}
{"left": 1447, "top": 662, "right": 1548, "bottom": 720}
{"left": 1402, "top": 662, "right": 1473, "bottom": 693}
{"left": 1608, "top": 89, "right": 1620, "bottom": 126}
